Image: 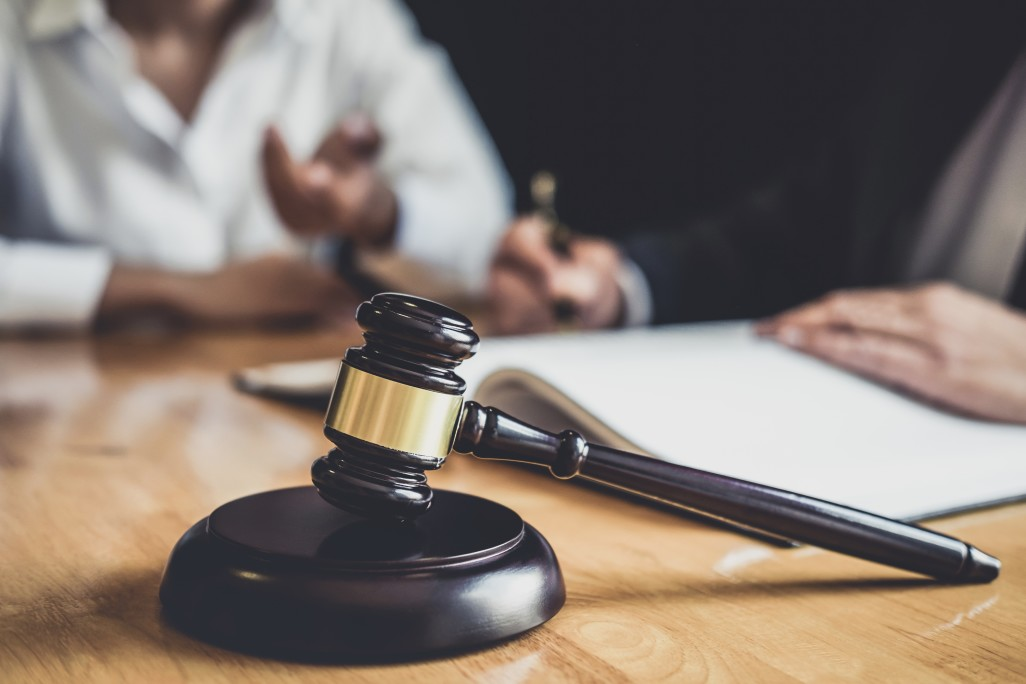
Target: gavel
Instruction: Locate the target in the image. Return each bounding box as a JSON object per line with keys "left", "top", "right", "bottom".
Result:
{"left": 312, "top": 292, "right": 1000, "bottom": 584}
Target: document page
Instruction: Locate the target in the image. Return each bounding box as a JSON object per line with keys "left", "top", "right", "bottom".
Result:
{"left": 461, "top": 321, "right": 1026, "bottom": 520}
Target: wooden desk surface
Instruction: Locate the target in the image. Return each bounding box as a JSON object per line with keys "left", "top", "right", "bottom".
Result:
{"left": 1, "top": 328, "right": 1024, "bottom": 683}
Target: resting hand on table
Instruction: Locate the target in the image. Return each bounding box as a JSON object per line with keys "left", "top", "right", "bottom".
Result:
{"left": 262, "top": 115, "right": 398, "bottom": 246}
{"left": 98, "top": 255, "right": 357, "bottom": 328}
{"left": 756, "top": 283, "right": 1026, "bottom": 424}
{"left": 488, "top": 216, "right": 625, "bottom": 334}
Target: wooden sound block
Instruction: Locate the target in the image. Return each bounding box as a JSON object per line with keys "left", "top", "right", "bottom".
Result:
{"left": 159, "top": 487, "right": 565, "bottom": 662}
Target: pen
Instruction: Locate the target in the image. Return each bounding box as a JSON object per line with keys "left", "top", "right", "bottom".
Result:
{"left": 530, "top": 171, "right": 576, "bottom": 325}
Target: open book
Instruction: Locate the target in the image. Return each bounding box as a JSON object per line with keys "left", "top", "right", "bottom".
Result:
{"left": 236, "top": 321, "right": 1026, "bottom": 521}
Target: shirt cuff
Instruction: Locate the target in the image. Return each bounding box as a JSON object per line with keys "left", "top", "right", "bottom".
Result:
{"left": 389, "top": 175, "right": 506, "bottom": 294}
{"left": 0, "top": 242, "right": 113, "bottom": 329}
{"left": 616, "top": 255, "right": 654, "bottom": 327}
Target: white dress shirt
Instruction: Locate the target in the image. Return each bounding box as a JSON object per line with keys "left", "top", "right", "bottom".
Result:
{"left": 0, "top": 0, "right": 512, "bottom": 328}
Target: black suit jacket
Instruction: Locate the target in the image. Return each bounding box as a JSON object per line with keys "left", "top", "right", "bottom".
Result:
{"left": 624, "top": 2, "right": 1026, "bottom": 324}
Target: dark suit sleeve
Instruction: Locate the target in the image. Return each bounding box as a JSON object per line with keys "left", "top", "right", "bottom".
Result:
{"left": 620, "top": 1, "right": 1026, "bottom": 325}
{"left": 622, "top": 140, "right": 856, "bottom": 324}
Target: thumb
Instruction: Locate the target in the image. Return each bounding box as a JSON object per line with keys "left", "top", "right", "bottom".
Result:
{"left": 262, "top": 126, "right": 300, "bottom": 193}
{"left": 262, "top": 126, "right": 318, "bottom": 226}
{"left": 315, "top": 115, "right": 382, "bottom": 170}
{"left": 548, "top": 261, "right": 599, "bottom": 309}
{"left": 304, "top": 161, "right": 335, "bottom": 191}
{"left": 547, "top": 255, "right": 622, "bottom": 328}
{"left": 338, "top": 113, "right": 382, "bottom": 158}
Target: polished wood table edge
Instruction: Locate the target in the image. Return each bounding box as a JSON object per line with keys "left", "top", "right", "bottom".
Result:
{"left": 1, "top": 330, "right": 1024, "bottom": 683}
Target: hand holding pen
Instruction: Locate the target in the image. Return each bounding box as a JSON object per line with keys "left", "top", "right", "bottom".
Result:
{"left": 530, "top": 172, "right": 578, "bottom": 325}
{"left": 488, "top": 175, "right": 627, "bottom": 335}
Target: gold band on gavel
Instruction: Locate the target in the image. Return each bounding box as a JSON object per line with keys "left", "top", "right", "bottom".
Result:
{"left": 324, "top": 362, "right": 464, "bottom": 459}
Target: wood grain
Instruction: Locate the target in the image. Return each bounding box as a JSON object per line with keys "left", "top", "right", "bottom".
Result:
{"left": 1, "top": 327, "right": 1024, "bottom": 682}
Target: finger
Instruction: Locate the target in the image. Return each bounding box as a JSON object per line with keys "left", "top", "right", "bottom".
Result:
{"left": 262, "top": 126, "right": 303, "bottom": 200}
{"left": 304, "top": 161, "right": 334, "bottom": 190}
{"left": 262, "top": 127, "right": 322, "bottom": 231}
{"left": 488, "top": 266, "right": 555, "bottom": 334}
{"left": 491, "top": 217, "right": 563, "bottom": 289}
{"left": 758, "top": 288, "right": 929, "bottom": 341}
{"left": 337, "top": 113, "right": 382, "bottom": 159}
{"left": 775, "top": 325, "right": 944, "bottom": 400}
{"left": 301, "top": 162, "right": 375, "bottom": 236}
{"left": 298, "top": 162, "right": 342, "bottom": 218}
{"left": 548, "top": 271, "right": 592, "bottom": 326}
{"left": 569, "top": 236, "right": 622, "bottom": 272}
{"left": 547, "top": 260, "right": 621, "bottom": 328}
{"left": 548, "top": 264, "right": 596, "bottom": 304}
{"left": 314, "top": 117, "right": 382, "bottom": 172}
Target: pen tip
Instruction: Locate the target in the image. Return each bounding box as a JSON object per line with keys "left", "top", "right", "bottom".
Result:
{"left": 958, "top": 546, "right": 1001, "bottom": 583}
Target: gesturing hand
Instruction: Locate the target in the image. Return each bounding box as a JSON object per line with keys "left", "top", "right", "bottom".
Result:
{"left": 262, "top": 116, "right": 398, "bottom": 246}
{"left": 756, "top": 283, "right": 1026, "bottom": 424}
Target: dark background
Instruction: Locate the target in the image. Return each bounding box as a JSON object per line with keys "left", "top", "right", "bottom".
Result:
{"left": 402, "top": 0, "right": 897, "bottom": 239}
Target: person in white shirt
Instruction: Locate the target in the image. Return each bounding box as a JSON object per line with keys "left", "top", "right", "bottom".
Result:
{"left": 0, "top": 0, "right": 511, "bottom": 329}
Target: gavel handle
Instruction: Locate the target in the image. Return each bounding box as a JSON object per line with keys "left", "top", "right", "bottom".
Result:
{"left": 453, "top": 402, "right": 999, "bottom": 584}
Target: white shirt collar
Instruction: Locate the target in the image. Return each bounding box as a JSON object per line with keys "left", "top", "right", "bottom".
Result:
{"left": 25, "top": 0, "right": 108, "bottom": 40}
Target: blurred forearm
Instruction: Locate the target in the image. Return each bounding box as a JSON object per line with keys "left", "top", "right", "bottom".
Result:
{"left": 99, "top": 256, "right": 357, "bottom": 328}
{"left": 96, "top": 265, "right": 188, "bottom": 323}
{"left": 623, "top": 143, "right": 854, "bottom": 324}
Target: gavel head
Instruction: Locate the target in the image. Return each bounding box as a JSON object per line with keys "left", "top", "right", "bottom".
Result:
{"left": 311, "top": 293, "right": 479, "bottom": 520}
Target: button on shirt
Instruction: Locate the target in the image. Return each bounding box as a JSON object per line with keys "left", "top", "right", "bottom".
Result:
{"left": 0, "top": 0, "right": 512, "bottom": 328}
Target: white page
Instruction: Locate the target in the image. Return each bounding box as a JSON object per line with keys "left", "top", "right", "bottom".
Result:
{"left": 460, "top": 321, "right": 1026, "bottom": 520}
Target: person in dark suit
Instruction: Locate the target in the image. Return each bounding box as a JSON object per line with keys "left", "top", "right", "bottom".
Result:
{"left": 488, "top": 3, "right": 1026, "bottom": 424}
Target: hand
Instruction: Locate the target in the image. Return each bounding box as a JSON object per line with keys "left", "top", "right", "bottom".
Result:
{"left": 756, "top": 283, "right": 1026, "bottom": 424}
{"left": 488, "top": 216, "right": 624, "bottom": 334}
{"left": 262, "top": 116, "right": 398, "bottom": 246}
{"left": 177, "top": 255, "right": 358, "bottom": 327}
{"left": 99, "top": 256, "right": 358, "bottom": 328}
